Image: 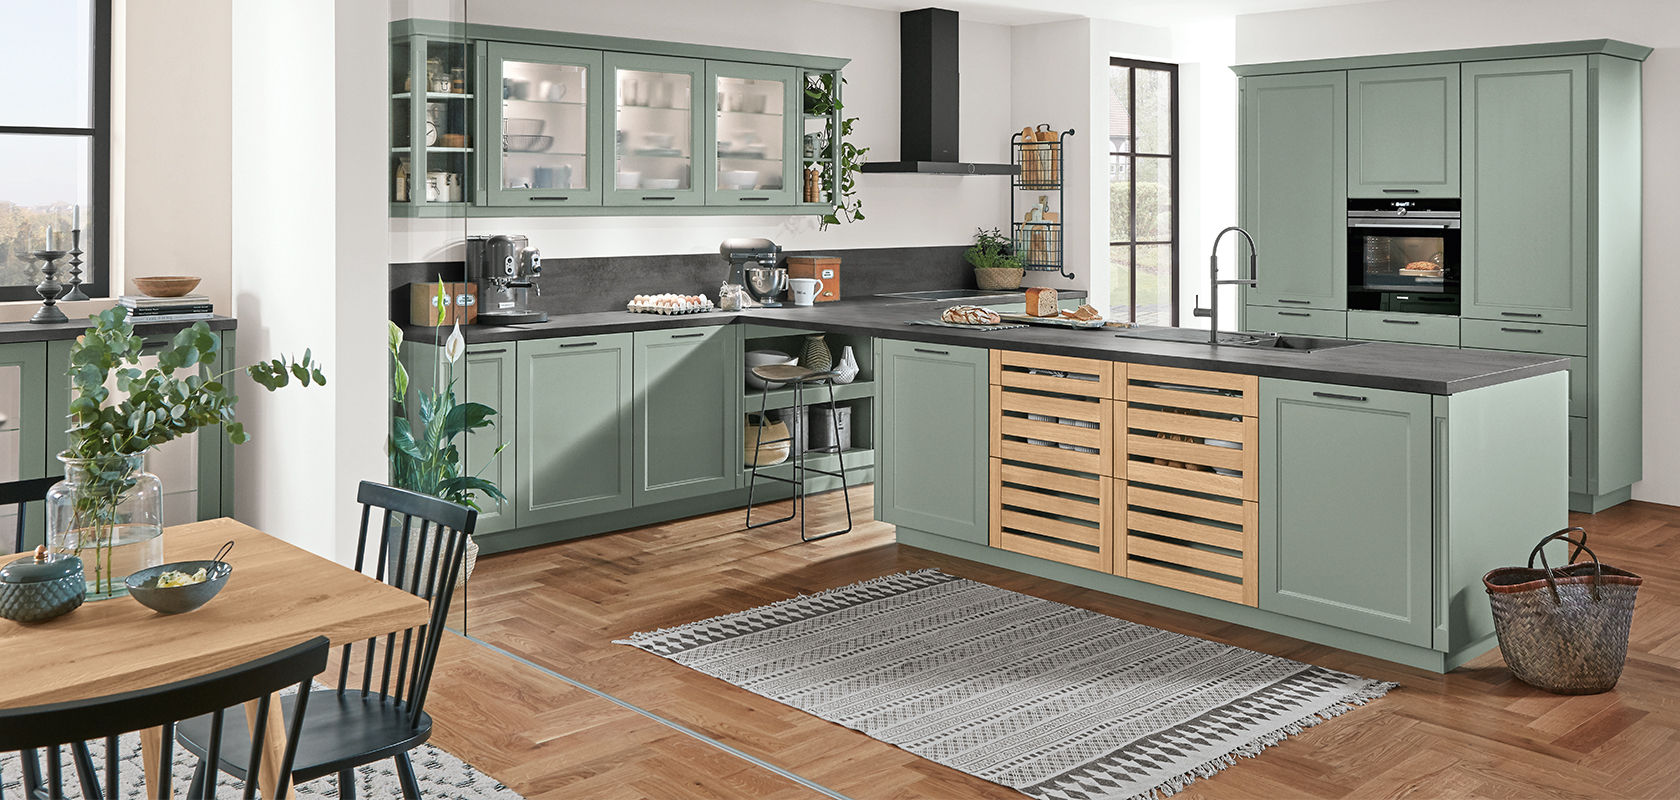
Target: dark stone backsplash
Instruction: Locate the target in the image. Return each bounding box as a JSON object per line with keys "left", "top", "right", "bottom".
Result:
{"left": 390, "top": 245, "right": 974, "bottom": 320}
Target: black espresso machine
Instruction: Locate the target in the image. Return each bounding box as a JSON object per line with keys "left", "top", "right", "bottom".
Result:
{"left": 468, "top": 234, "right": 547, "bottom": 324}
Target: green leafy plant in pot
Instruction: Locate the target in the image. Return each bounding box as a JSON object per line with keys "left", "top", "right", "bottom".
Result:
{"left": 59, "top": 307, "right": 326, "bottom": 598}
{"left": 804, "top": 72, "right": 869, "bottom": 230}
{"left": 965, "top": 227, "right": 1025, "bottom": 291}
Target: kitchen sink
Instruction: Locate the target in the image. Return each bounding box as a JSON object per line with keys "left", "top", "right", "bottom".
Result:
{"left": 1235, "top": 335, "right": 1368, "bottom": 353}
{"left": 1113, "top": 326, "right": 1368, "bottom": 353}
{"left": 875, "top": 289, "right": 1024, "bottom": 301}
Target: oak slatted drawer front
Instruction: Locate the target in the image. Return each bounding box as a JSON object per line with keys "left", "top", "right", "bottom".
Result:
{"left": 989, "top": 350, "right": 1120, "bottom": 572}
{"left": 1119, "top": 364, "right": 1260, "bottom": 607}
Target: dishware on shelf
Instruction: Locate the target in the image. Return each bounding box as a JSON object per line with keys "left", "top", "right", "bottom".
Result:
{"left": 505, "top": 79, "right": 531, "bottom": 100}
{"left": 642, "top": 178, "right": 680, "bottom": 189}
{"left": 536, "top": 80, "right": 567, "bottom": 102}
{"left": 132, "top": 276, "right": 202, "bottom": 298}
{"left": 643, "top": 132, "right": 675, "bottom": 149}
{"left": 505, "top": 118, "right": 545, "bottom": 137}
{"left": 125, "top": 541, "right": 234, "bottom": 615}
{"left": 504, "top": 134, "right": 554, "bottom": 152}
{"left": 0, "top": 546, "right": 85, "bottom": 623}
{"left": 720, "top": 170, "right": 758, "bottom": 189}
{"left": 616, "top": 171, "right": 641, "bottom": 189}
{"left": 744, "top": 350, "right": 797, "bottom": 389}
{"left": 789, "top": 277, "right": 825, "bottom": 307}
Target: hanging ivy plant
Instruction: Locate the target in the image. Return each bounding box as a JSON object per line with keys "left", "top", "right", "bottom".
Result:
{"left": 805, "top": 73, "right": 868, "bottom": 230}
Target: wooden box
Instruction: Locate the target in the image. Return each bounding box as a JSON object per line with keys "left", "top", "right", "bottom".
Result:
{"left": 408, "top": 282, "right": 477, "bottom": 326}
{"left": 786, "top": 255, "right": 840, "bottom": 302}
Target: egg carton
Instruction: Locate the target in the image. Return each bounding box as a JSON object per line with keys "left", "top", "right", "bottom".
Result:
{"left": 627, "top": 294, "right": 716, "bottom": 315}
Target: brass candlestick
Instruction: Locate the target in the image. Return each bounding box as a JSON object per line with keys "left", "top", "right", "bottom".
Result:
{"left": 30, "top": 249, "right": 70, "bottom": 324}
{"left": 63, "top": 228, "right": 88, "bottom": 302}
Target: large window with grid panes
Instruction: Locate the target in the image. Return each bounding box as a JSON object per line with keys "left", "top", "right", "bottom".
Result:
{"left": 1108, "top": 57, "right": 1177, "bottom": 324}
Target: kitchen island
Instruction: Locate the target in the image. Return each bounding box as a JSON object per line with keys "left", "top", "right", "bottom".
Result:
{"left": 409, "top": 296, "right": 1567, "bottom": 672}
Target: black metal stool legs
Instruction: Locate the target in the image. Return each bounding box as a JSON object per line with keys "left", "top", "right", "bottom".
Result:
{"left": 744, "top": 365, "right": 853, "bottom": 542}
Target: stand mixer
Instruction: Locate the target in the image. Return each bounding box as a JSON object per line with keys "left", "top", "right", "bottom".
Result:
{"left": 469, "top": 234, "right": 548, "bottom": 324}
{"left": 719, "top": 238, "right": 785, "bottom": 309}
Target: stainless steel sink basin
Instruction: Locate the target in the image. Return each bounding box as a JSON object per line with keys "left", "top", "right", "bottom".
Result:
{"left": 1233, "top": 335, "right": 1368, "bottom": 353}
{"left": 1112, "top": 326, "right": 1368, "bottom": 353}
{"left": 875, "top": 289, "right": 1022, "bottom": 301}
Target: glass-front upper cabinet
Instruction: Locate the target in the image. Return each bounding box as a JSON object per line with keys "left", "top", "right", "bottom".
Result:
{"left": 707, "top": 63, "right": 798, "bottom": 207}
{"left": 604, "top": 53, "right": 705, "bottom": 207}
{"left": 391, "top": 31, "right": 475, "bottom": 214}
{"left": 485, "top": 42, "right": 602, "bottom": 206}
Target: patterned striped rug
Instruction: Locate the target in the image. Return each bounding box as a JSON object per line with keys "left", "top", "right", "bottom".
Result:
{"left": 618, "top": 569, "right": 1396, "bottom": 800}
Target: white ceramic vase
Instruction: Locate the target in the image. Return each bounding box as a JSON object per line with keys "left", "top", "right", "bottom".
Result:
{"left": 832, "top": 345, "right": 860, "bottom": 385}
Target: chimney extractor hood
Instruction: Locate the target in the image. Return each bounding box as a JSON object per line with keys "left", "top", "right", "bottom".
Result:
{"left": 860, "top": 8, "right": 1015, "bottom": 175}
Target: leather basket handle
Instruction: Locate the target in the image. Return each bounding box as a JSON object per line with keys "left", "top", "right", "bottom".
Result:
{"left": 1526, "top": 527, "right": 1602, "bottom": 604}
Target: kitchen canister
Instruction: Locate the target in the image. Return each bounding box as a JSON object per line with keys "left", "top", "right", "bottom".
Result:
{"left": 0, "top": 545, "right": 86, "bottom": 623}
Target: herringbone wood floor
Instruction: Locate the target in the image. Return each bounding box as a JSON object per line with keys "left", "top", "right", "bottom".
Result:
{"left": 424, "top": 487, "right": 1680, "bottom": 799}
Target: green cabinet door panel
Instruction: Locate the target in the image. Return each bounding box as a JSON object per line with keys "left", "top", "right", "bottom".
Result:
{"left": 878, "top": 340, "right": 989, "bottom": 544}
{"left": 632, "top": 325, "right": 739, "bottom": 505}
{"left": 463, "top": 345, "right": 518, "bottom": 534}
{"left": 1348, "top": 64, "right": 1461, "bottom": 198}
{"left": 0, "top": 342, "right": 50, "bottom": 549}
{"left": 1462, "top": 57, "right": 1588, "bottom": 325}
{"left": 1259, "top": 379, "right": 1434, "bottom": 648}
{"left": 515, "top": 334, "right": 633, "bottom": 524}
{"left": 1239, "top": 71, "right": 1347, "bottom": 310}
{"left": 484, "top": 42, "right": 605, "bottom": 208}
{"left": 704, "top": 61, "right": 800, "bottom": 207}
{"left": 1243, "top": 305, "right": 1347, "bottom": 338}
{"left": 603, "top": 52, "right": 707, "bottom": 208}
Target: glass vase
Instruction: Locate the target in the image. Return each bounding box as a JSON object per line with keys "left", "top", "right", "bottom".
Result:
{"left": 48, "top": 453, "right": 164, "bottom": 600}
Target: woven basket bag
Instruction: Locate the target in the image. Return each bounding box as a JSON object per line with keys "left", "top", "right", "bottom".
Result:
{"left": 1484, "top": 528, "right": 1642, "bottom": 694}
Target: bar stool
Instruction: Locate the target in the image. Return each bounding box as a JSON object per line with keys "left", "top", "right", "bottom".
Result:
{"left": 745, "top": 363, "right": 853, "bottom": 542}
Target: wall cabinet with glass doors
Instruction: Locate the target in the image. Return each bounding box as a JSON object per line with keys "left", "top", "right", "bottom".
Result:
{"left": 390, "top": 21, "right": 846, "bottom": 217}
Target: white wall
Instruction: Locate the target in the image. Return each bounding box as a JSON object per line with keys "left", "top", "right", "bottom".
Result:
{"left": 1235, "top": 0, "right": 1679, "bottom": 505}
{"left": 392, "top": 0, "right": 1015, "bottom": 269}
{"left": 1011, "top": 19, "right": 1102, "bottom": 298}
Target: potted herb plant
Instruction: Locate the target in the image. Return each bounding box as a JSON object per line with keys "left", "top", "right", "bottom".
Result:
{"left": 965, "top": 227, "right": 1025, "bottom": 290}
{"left": 56, "top": 307, "right": 326, "bottom": 598}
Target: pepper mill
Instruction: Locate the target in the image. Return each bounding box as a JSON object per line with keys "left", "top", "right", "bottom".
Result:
{"left": 29, "top": 249, "right": 69, "bottom": 324}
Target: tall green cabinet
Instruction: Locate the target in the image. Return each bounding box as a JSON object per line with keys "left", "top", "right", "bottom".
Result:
{"left": 1236, "top": 40, "right": 1646, "bottom": 513}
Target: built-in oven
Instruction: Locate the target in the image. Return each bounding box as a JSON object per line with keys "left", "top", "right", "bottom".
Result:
{"left": 1347, "top": 199, "right": 1461, "bottom": 315}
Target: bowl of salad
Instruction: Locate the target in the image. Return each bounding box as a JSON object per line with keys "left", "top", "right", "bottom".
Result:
{"left": 125, "top": 542, "right": 233, "bottom": 614}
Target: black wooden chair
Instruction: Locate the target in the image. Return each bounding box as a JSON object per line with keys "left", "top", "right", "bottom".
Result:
{"left": 0, "top": 636, "right": 328, "bottom": 800}
{"left": 176, "top": 481, "right": 476, "bottom": 799}
{"left": 1, "top": 475, "right": 63, "bottom": 555}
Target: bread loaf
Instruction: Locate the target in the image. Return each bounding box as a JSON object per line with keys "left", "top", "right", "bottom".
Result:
{"left": 941, "top": 305, "right": 1001, "bottom": 325}
{"left": 1024, "top": 287, "right": 1058, "bottom": 317}
{"left": 1059, "top": 304, "right": 1102, "bottom": 322}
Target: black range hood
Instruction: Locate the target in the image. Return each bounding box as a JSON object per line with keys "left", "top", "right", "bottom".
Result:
{"left": 860, "top": 8, "right": 1015, "bottom": 176}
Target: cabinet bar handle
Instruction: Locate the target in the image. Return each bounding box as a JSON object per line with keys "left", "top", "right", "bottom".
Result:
{"left": 1501, "top": 327, "right": 1543, "bottom": 334}
{"left": 1381, "top": 319, "right": 1421, "bottom": 325}
{"left": 671, "top": 332, "right": 705, "bottom": 339}
{"left": 467, "top": 348, "right": 507, "bottom": 354}
{"left": 1277, "top": 299, "right": 1310, "bottom": 304}
{"left": 641, "top": 196, "right": 676, "bottom": 201}
{"left": 559, "top": 341, "right": 598, "bottom": 348}
{"left": 531, "top": 196, "right": 570, "bottom": 201}
{"left": 1278, "top": 311, "right": 1311, "bottom": 317}
{"left": 1501, "top": 311, "right": 1543, "bottom": 318}
{"left": 738, "top": 197, "right": 771, "bottom": 202}
{"left": 1381, "top": 188, "right": 1420, "bottom": 193}
{"left": 1312, "top": 391, "right": 1368, "bottom": 402}
{"left": 914, "top": 348, "right": 950, "bottom": 355}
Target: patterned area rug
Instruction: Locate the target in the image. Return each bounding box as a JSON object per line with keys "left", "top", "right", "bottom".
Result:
{"left": 0, "top": 736, "right": 520, "bottom": 799}
{"left": 619, "top": 569, "right": 1397, "bottom": 800}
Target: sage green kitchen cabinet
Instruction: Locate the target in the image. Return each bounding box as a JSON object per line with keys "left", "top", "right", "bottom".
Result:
{"left": 705, "top": 62, "right": 799, "bottom": 207}
{"left": 483, "top": 42, "right": 605, "bottom": 208}
{"left": 1347, "top": 64, "right": 1460, "bottom": 198}
{"left": 1258, "top": 380, "right": 1436, "bottom": 648}
{"left": 461, "top": 344, "right": 518, "bottom": 534}
{"left": 515, "top": 334, "right": 633, "bottom": 525}
{"left": 0, "top": 342, "right": 49, "bottom": 550}
{"left": 632, "top": 325, "right": 739, "bottom": 505}
{"left": 877, "top": 339, "right": 988, "bottom": 544}
{"left": 604, "top": 52, "right": 707, "bottom": 208}
{"left": 1238, "top": 70, "right": 1347, "bottom": 312}
{"left": 1462, "top": 57, "right": 1588, "bottom": 326}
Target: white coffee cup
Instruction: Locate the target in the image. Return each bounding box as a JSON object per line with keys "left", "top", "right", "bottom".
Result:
{"left": 789, "top": 277, "right": 824, "bottom": 306}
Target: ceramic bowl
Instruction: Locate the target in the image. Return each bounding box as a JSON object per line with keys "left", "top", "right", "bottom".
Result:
{"left": 720, "top": 170, "right": 759, "bottom": 190}
{"left": 504, "top": 134, "right": 553, "bottom": 153}
{"left": 643, "top": 133, "right": 676, "bottom": 149}
{"left": 125, "top": 560, "right": 231, "bottom": 614}
{"left": 745, "top": 350, "right": 797, "bottom": 390}
{"left": 642, "top": 178, "right": 681, "bottom": 189}
{"left": 616, "top": 171, "right": 641, "bottom": 189}
{"left": 131, "top": 276, "right": 201, "bottom": 298}
{"left": 505, "top": 118, "right": 545, "bottom": 137}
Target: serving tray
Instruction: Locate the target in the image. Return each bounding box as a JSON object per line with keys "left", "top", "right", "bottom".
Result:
{"left": 994, "top": 312, "right": 1106, "bottom": 329}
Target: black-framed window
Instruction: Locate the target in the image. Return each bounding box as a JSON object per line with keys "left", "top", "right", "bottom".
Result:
{"left": 1108, "top": 57, "right": 1177, "bottom": 325}
{"left": 0, "top": 0, "right": 111, "bottom": 301}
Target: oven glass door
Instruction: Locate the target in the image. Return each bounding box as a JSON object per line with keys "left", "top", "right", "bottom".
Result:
{"left": 1349, "top": 221, "right": 1459, "bottom": 292}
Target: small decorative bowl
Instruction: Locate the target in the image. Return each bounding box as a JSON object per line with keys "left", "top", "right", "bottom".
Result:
{"left": 126, "top": 559, "right": 232, "bottom": 614}
{"left": 131, "top": 276, "right": 202, "bottom": 297}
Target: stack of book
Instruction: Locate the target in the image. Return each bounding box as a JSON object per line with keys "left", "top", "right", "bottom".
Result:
{"left": 118, "top": 294, "right": 214, "bottom": 323}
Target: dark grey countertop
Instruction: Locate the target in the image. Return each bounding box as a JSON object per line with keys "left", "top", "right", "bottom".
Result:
{"left": 0, "top": 314, "right": 237, "bottom": 344}
{"left": 406, "top": 297, "right": 1566, "bottom": 395}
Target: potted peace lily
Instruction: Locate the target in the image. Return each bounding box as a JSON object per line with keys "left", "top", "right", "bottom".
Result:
{"left": 57, "top": 307, "right": 326, "bottom": 598}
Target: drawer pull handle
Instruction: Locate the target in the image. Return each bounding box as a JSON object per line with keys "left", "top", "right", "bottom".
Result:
{"left": 1278, "top": 311, "right": 1311, "bottom": 317}
{"left": 1277, "top": 299, "right": 1311, "bottom": 304}
{"left": 641, "top": 196, "right": 676, "bottom": 201}
{"left": 1313, "top": 391, "right": 1368, "bottom": 402}
{"left": 914, "top": 348, "right": 950, "bottom": 355}
{"left": 1381, "top": 188, "right": 1421, "bottom": 193}
{"left": 1501, "top": 311, "right": 1543, "bottom": 318}
{"left": 531, "top": 196, "right": 570, "bottom": 201}
{"left": 671, "top": 332, "right": 705, "bottom": 339}
{"left": 738, "top": 197, "right": 771, "bottom": 202}
{"left": 467, "top": 348, "right": 507, "bottom": 355}
{"left": 559, "top": 341, "right": 599, "bottom": 348}
{"left": 1501, "top": 327, "right": 1543, "bottom": 334}
{"left": 1381, "top": 319, "right": 1421, "bottom": 325}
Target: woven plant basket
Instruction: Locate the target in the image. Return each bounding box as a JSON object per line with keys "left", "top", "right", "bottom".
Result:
{"left": 975, "top": 267, "right": 1024, "bottom": 291}
{"left": 1484, "top": 528, "right": 1642, "bottom": 694}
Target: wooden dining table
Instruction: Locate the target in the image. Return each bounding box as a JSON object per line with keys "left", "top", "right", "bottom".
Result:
{"left": 0, "top": 517, "right": 431, "bottom": 799}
